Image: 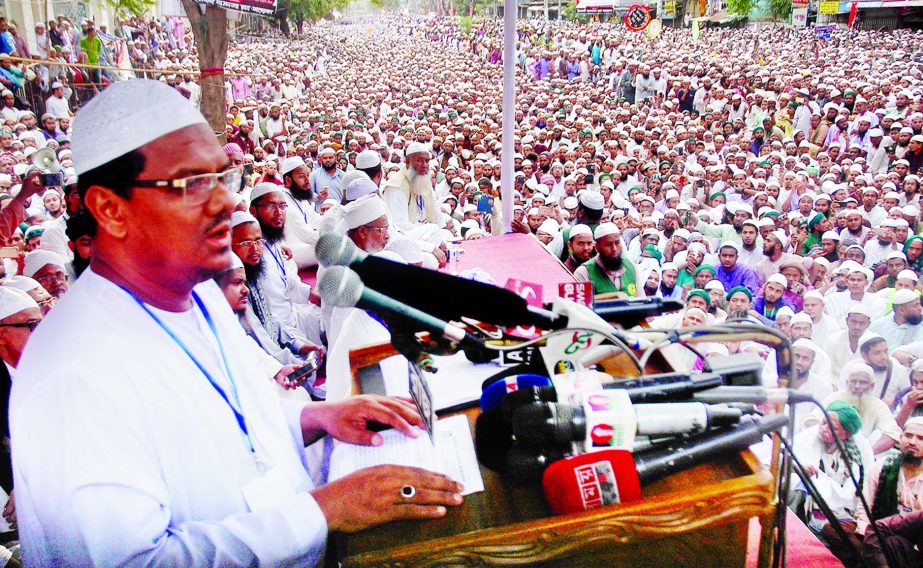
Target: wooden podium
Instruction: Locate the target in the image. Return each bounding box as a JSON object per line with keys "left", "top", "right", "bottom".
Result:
{"left": 334, "top": 343, "right": 778, "bottom": 567}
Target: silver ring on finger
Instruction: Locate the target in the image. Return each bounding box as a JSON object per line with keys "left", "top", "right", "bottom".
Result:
{"left": 400, "top": 485, "right": 416, "bottom": 500}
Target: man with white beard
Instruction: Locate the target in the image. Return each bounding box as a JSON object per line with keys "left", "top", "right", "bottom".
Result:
{"left": 806, "top": 361, "right": 902, "bottom": 454}
{"left": 381, "top": 142, "right": 439, "bottom": 232}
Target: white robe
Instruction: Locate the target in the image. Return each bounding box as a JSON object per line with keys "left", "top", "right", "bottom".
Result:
{"left": 10, "top": 270, "right": 327, "bottom": 566}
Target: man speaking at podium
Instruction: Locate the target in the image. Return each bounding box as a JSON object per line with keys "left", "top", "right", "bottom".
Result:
{"left": 8, "top": 80, "right": 463, "bottom": 565}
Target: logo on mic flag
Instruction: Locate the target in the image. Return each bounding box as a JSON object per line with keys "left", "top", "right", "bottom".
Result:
{"left": 574, "top": 461, "right": 620, "bottom": 510}
{"left": 590, "top": 424, "right": 615, "bottom": 447}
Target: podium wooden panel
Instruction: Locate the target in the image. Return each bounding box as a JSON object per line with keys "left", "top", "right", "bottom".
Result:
{"left": 337, "top": 343, "right": 777, "bottom": 567}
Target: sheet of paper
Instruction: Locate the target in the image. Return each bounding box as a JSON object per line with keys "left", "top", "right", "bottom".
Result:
{"left": 328, "top": 414, "right": 484, "bottom": 496}
{"left": 412, "top": 352, "right": 501, "bottom": 412}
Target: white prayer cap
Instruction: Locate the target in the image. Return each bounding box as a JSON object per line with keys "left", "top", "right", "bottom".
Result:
{"left": 674, "top": 228, "right": 691, "bottom": 241}
{"left": 355, "top": 150, "right": 381, "bottom": 170}
{"left": 42, "top": 189, "right": 60, "bottom": 201}
{"left": 847, "top": 304, "right": 872, "bottom": 318}
{"left": 22, "top": 250, "right": 65, "bottom": 278}
{"left": 892, "top": 288, "right": 919, "bottom": 307}
{"left": 537, "top": 219, "right": 559, "bottom": 235}
{"left": 897, "top": 269, "right": 919, "bottom": 282}
{"left": 0, "top": 286, "right": 39, "bottom": 320}
{"left": 228, "top": 254, "right": 244, "bottom": 270}
{"left": 791, "top": 312, "right": 812, "bottom": 326}
{"left": 318, "top": 147, "right": 336, "bottom": 158}
{"left": 661, "top": 262, "right": 678, "bottom": 273}
{"left": 569, "top": 224, "right": 592, "bottom": 240}
{"left": 3, "top": 275, "right": 41, "bottom": 292}
{"left": 231, "top": 211, "right": 258, "bottom": 228}
{"left": 857, "top": 332, "right": 883, "bottom": 350}
{"left": 345, "top": 177, "right": 379, "bottom": 201}
{"left": 405, "top": 142, "right": 431, "bottom": 157}
{"left": 821, "top": 230, "right": 840, "bottom": 241}
{"left": 704, "top": 279, "right": 725, "bottom": 292}
{"left": 579, "top": 191, "right": 604, "bottom": 210}
{"left": 887, "top": 251, "right": 908, "bottom": 262}
{"left": 280, "top": 156, "right": 306, "bottom": 176}
{"left": 344, "top": 195, "right": 388, "bottom": 230}
{"left": 766, "top": 274, "right": 788, "bottom": 288}
{"left": 803, "top": 290, "right": 824, "bottom": 302}
{"left": 776, "top": 306, "right": 795, "bottom": 320}
{"left": 718, "top": 241, "right": 739, "bottom": 253}
{"left": 385, "top": 239, "right": 426, "bottom": 264}
{"left": 792, "top": 338, "right": 819, "bottom": 353}
{"left": 249, "top": 182, "right": 283, "bottom": 202}
{"left": 71, "top": 79, "right": 208, "bottom": 175}
{"left": 594, "top": 222, "right": 619, "bottom": 240}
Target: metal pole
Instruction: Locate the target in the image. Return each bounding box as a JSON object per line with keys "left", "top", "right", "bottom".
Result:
{"left": 501, "top": 0, "right": 516, "bottom": 233}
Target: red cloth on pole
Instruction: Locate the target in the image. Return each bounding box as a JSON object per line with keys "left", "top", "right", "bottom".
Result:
{"left": 848, "top": 2, "right": 858, "bottom": 29}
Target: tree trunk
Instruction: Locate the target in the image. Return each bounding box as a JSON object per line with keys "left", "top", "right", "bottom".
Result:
{"left": 181, "top": 0, "right": 229, "bottom": 144}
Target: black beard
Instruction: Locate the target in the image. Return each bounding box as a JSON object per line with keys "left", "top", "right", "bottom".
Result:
{"left": 244, "top": 258, "right": 265, "bottom": 282}
{"left": 324, "top": 164, "right": 336, "bottom": 173}
{"left": 72, "top": 255, "right": 90, "bottom": 277}
{"left": 644, "top": 284, "right": 658, "bottom": 296}
{"left": 796, "top": 367, "right": 811, "bottom": 381}
{"left": 599, "top": 254, "right": 624, "bottom": 271}
{"left": 260, "top": 222, "right": 285, "bottom": 244}
{"left": 290, "top": 183, "right": 313, "bottom": 202}
{"left": 906, "top": 313, "right": 923, "bottom": 326}
{"left": 900, "top": 452, "right": 923, "bottom": 468}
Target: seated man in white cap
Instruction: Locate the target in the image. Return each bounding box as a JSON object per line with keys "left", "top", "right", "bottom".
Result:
{"left": 248, "top": 182, "right": 324, "bottom": 347}
{"left": 825, "top": 265, "right": 886, "bottom": 324}
{"left": 22, "top": 249, "right": 68, "bottom": 299}
{"left": 212, "top": 254, "right": 315, "bottom": 401}
{"left": 0, "top": 286, "right": 42, "bottom": 534}
{"left": 10, "top": 79, "right": 463, "bottom": 566}
{"left": 278, "top": 155, "right": 322, "bottom": 269}
{"left": 381, "top": 142, "right": 440, "bottom": 233}
{"left": 802, "top": 290, "right": 840, "bottom": 345}
{"left": 3, "top": 275, "right": 55, "bottom": 314}
{"left": 573, "top": 223, "right": 638, "bottom": 298}
{"left": 858, "top": 333, "right": 911, "bottom": 409}
{"left": 825, "top": 304, "right": 873, "bottom": 379}
{"left": 547, "top": 190, "right": 605, "bottom": 261}
{"left": 340, "top": 150, "right": 383, "bottom": 206}
{"left": 869, "top": 288, "right": 923, "bottom": 350}
{"left": 790, "top": 338, "right": 835, "bottom": 434}
{"left": 230, "top": 211, "right": 321, "bottom": 365}
{"left": 562, "top": 223, "right": 595, "bottom": 274}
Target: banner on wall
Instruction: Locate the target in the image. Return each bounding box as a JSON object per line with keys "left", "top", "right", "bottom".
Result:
{"left": 198, "top": 0, "right": 277, "bottom": 16}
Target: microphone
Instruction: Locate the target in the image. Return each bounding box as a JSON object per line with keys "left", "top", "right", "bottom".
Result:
{"left": 541, "top": 414, "right": 788, "bottom": 514}
{"left": 691, "top": 386, "right": 815, "bottom": 405}
{"left": 317, "top": 266, "right": 488, "bottom": 359}
{"left": 480, "top": 374, "right": 552, "bottom": 412}
{"left": 592, "top": 297, "right": 684, "bottom": 326}
{"left": 513, "top": 397, "right": 743, "bottom": 451}
{"left": 316, "top": 233, "right": 562, "bottom": 329}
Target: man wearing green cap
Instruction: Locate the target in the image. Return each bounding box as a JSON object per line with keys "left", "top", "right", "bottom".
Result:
{"left": 790, "top": 398, "right": 873, "bottom": 550}
{"left": 749, "top": 126, "right": 765, "bottom": 155}
{"left": 801, "top": 212, "right": 831, "bottom": 255}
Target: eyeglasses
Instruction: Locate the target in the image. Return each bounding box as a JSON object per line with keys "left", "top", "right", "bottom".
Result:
{"left": 37, "top": 296, "right": 55, "bottom": 309}
{"left": 0, "top": 319, "right": 41, "bottom": 332}
{"left": 365, "top": 226, "right": 389, "bottom": 233}
{"left": 36, "top": 273, "right": 66, "bottom": 286}
{"left": 235, "top": 238, "right": 266, "bottom": 249}
{"left": 257, "top": 203, "right": 288, "bottom": 212}
{"left": 127, "top": 166, "right": 244, "bottom": 206}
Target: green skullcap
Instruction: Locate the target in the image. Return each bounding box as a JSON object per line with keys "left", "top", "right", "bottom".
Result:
{"left": 726, "top": 286, "right": 753, "bottom": 302}
{"left": 827, "top": 400, "right": 862, "bottom": 436}
{"left": 694, "top": 264, "right": 716, "bottom": 277}
{"left": 687, "top": 288, "right": 711, "bottom": 306}
{"left": 643, "top": 245, "right": 662, "bottom": 262}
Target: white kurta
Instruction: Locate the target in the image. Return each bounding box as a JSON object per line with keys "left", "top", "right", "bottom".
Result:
{"left": 10, "top": 270, "right": 327, "bottom": 566}
{"left": 282, "top": 190, "right": 322, "bottom": 270}
{"left": 259, "top": 241, "right": 323, "bottom": 345}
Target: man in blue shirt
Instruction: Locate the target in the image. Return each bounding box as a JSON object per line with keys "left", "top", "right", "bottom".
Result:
{"left": 716, "top": 241, "right": 760, "bottom": 292}
{"left": 308, "top": 146, "right": 344, "bottom": 204}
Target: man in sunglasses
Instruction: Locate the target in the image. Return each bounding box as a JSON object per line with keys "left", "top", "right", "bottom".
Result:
{"left": 9, "top": 80, "right": 463, "bottom": 566}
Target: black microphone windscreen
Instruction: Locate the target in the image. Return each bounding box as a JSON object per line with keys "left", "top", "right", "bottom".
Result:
{"left": 501, "top": 387, "right": 558, "bottom": 421}
{"left": 506, "top": 446, "right": 566, "bottom": 482}
{"left": 512, "top": 403, "right": 579, "bottom": 447}
{"left": 474, "top": 408, "right": 515, "bottom": 472}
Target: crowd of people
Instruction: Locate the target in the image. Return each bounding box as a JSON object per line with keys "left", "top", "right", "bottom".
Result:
{"left": 0, "top": 10, "right": 922, "bottom": 566}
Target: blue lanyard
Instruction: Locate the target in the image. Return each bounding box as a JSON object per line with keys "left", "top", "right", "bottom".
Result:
{"left": 266, "top": 243, "right": 288, "bottom": 287}
{"left": 366, "top": 310, "right": 389, "bottom": 330}
{"left": 120, "top": 286, "right": 256, "bottom": 458}
{"left": 288, "top": 194, "right": 309, "bottom": 224}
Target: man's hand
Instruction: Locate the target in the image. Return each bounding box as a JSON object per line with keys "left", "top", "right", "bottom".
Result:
{"left": 300, "top": 395, "right": 423, "bottom": 446}
{"left": 2, "top": 489, "right": 15, "bottom": 528}
{"left": 280, "top": 244, "right": 294, "bottom": 260}
{"left": 510, "top": 219, "right": 531, "bottom": 234}
{"left": 14, "top": 171, "right": 44, "bottom": 203}
{"left": 298, "top": 343, "right": 324, "bottom": 361}
{"left": 432, "top": 246, "right": 447, "bottom": 267}
{"left": 311, "top": 465, "right": 463, "bottom": 533}
{"left": 274, "top": 364, "right": 307, "bottom": 389}
{"left": 802, "top": 465, "right": 819, "bottom": 478}
{"left": 893, "top": 350, "right": 917, "bottom": 368}
{"left": 905, "top": 389, "right": 923, "bottom": 408}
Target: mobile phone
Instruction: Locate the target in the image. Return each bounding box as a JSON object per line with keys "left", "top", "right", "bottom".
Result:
{"left": 477, "top": 195, "right": 494, "bottom": 213}
{"left": 588, "top": 164, "right": 597, "bottom": 174}
{"left": 584, "top": 174, "right": 594, "bottom": 184}
{"left": 0, "top": 246, "right": 19, "bottom": 259}
{"left": 244, "top": 164, "right": 254, "bottom": 175}
{"left": 41, "top": 172, "right": 63, "bottom": 187}
{"left": 289, "top": 352, "right": 319, "bottom": 383}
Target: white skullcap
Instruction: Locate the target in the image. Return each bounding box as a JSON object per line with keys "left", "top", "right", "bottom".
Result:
{"left": 569, "top": 224, "right": 592, "bottom": 240}
{"left": 3, "top": 275, "right": 41, "bottom": 292}
{"left": 792, "top": 338, "right": 819, "bottom": 353}
{"left": 892, "top": 288, "right": 919, "bottom": 307}
{"left": 345, "top": 177, "right": 379, "bottom": 201}
{"left": 776, "top": 306, "right": 796, "bottom": 320}
{"left": 791, "top": 312, "right": 813, "bottom": 326}
{"left": 684, "top": 307, "right": 707, "bottom": 320}
{"left": 887, "top": 251, "right": 908, "bottom": 262}
{"left": 897, "top": 269, "right": 919, "bottom": 282}
{"left": 22, "top": 250, "right": 65, "bottom": 278}
{"left": 280, "top": 156, "right": 306, "bottom": 176}
{"left": 71, "top": 79, "right": 208, "bottom": 175}
{"left": 766, "top": 274, "right": 788, "bottom": 288}
{"left": 355, "top": 150, "right": 381, "bottom": 170}
{"left": 249, "top": 182, "right": 283, "bottom": 202}
{"left": 661, "top": 262, "right": 678, "bottom": 273}
{"left": 579, "top": 191, "right": 605, "bottom": 210}
{"left": 804, "top": 290, "right": 824, "bottom": 302}
{"left": 228, "top": 254, "right": 244, "bottom": 270}
{"left": 594, "top": 222, "right": 619, "bottom": 240}
{"left": 719, "top": 240, "right": 739, "bottom": 253}
{"left": 857, "top": 332, "right": 883, "bottom": 350}
{"left": 847, "top": 304, "right": 872, "bottom": 317}
{"left": 405, "top": 142, "right": 431, "bottom": 157}
{"left": 318, "top": 147, "right": 336, "bottom": 158}
{"left": 345, "top": 195, "right": 388, "bottom": 230}
{"left": 231, "top": 211, "right": 258, "bottom": 228}
{"left": 821, "top": 230, "right": 840, "bottom": 241}
{"left": 0, "top": 286, "right": 39, "bottom": 320}
{"left": 704, "top": 279, "right": 725, "bottom": 292}
{"left": 537, "top": 219, "right": 559, "bottom": 235}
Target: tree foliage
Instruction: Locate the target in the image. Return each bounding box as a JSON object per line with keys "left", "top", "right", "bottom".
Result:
{"left": 562, "top": 3, "right": 590, "bottom": 22}
{"left": 277, "top": 0, "right": 349, "bottom": 33}
{"left": 105, "top": 0, "right": 159, "bottom": 18}
{"left": 726, "top": 0, "right": 754, "bottom": 16}
{"left": 769, "top": 0, "right": 792, "bottom": 21}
